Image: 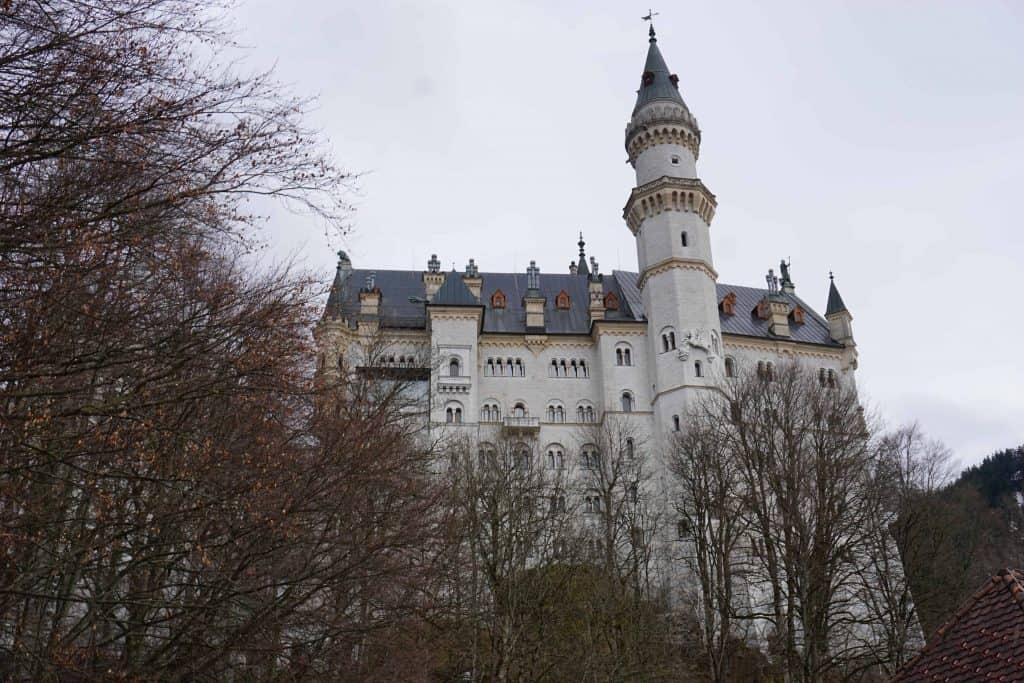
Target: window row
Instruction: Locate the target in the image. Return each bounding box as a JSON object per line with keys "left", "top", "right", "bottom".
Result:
{"left": 477, "top": 441, "right": 636, "bottom": 472}
{"left": 485, "top": 357, "right": 525, "bottom": 376}
{"left": 548, "top": 358, "right": 589, "bottom": 378}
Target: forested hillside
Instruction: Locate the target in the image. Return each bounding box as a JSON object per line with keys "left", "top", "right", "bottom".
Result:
{"left": 900, "top": 445, "right": 1024, "bottom": 636}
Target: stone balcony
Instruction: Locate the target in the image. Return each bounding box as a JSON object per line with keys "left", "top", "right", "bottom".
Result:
{"left": 502, "top": 416, "right": 540, "bottom": 433}
{"left": 437, "top": 374, "right": 471, "bottom": 395}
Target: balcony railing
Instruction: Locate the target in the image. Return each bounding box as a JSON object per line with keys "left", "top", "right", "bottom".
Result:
{"left": 502, "top": 416, "right": 540, "bottom": 432}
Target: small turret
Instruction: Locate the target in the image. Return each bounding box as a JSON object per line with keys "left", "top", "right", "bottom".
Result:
{"left": 323, "top": 250, "right": 351, "bottom": 321}
{"left": 825, "top": 272, "right": 854, "bottom": 345}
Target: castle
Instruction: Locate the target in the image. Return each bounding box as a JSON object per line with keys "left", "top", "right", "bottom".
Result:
{"left": 315, "top": 24, "right": 857, "bottom": 449}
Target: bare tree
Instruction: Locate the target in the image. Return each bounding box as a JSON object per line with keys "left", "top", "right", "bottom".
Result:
{"left": 669, "top": 417, "right": 752, "bottom": 682}
{"left": 675, "top": 361, "right": 910, "bottom": 681}
{"left": 439, "top": 432, "right": 578, "bottom": 682}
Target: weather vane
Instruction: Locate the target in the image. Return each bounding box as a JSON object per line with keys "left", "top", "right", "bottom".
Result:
{"left": 642, "top": 9, "right": 659, "bottom": 39}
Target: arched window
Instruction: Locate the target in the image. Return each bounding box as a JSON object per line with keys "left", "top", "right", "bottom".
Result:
{"left": 586, "top": 406, "right": 595, "bottom": 422}
{"left": 725, "top": 356, "right": 736, "bottom": 378}
{"left": 661, "top": 334, "right": 669, "bottom": 352}
{"left": 625, "top": 437, "right": 635, "bottom": 459}
{"left": 570, "top": 359, "right": 578, "bottom": 377}
{"left": 580, "top": 360, "right": 588, "bottom": 378}
{"left": 624, "top": 348, "right": 632, "bottom": 366}
{"left": 603, "top": 291, "right": 619, "bottom": 310}
{"left": 758, "top": 361, "right": 775, "bottom": 382}
{"left": 582, "top": 446, "right": 599, "bottom": 470}
{"left": 546, "top": 405, "right": 555, "bottom": 422}
{"left": 556, "top": 406, "right": 564, "bottom": 422}
{"left": 479, "top": 445, "right": 496, "bottom": 469}
{"left": 669, "top": 332, "right": 676, "bottom": 350}
{"left": 546, "top": 446, "right": 564, "bottom": 470}
{"left": 555, "top": 290, "right": 570, "bottom": 310}
{"left": 449, "top": 357, "right": 460, "bottom": 377}
{"left": 515, "top": 358, "right": 524, "bottom": 376}
{"left": 621, "top": 392, "right": 634, "bottom": 413}
{"left": 672, "top": 415, "right": 681, "bottom": 432}
{"left": 550, "top": 495, "right": 567, "bottom": 513}
{"left": 491, "top": 289, "right": 506, "bottom": 309}
{"left": 445, "top": 403, "right": 464, "bottom": 424}
{"left": 694, "top": 360, "right": 703, "bottom": 378}
{"left": 516, "top": 445, "right": 531, "bottom": 469}
{"left": 549, "top": 359, "right": 557, "bottom": 377}
{"left": 681, "top": 231, "right": 688, "bottom": 247}
{"left": 616, "top": 349, "right": 624, "bottom": 366}
{"left": 513, "top": 402, "right": 526, "bottom": 418}
{"left": 577, "top": 406, "right": 585, "bottom": 422}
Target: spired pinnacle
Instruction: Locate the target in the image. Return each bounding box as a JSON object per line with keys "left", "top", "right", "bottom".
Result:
{"left": 576, "top": 232, "right": 590, "bottom": 277}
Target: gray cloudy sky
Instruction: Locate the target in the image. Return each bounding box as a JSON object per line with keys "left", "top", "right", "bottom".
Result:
{"left": 234, "top": 1, "right": 1023, "bottom": 470}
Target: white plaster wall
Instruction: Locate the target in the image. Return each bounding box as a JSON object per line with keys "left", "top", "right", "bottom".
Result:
{"left": 634, "top": 143, "right": 696, "bottom": 183}
{"left": 635, "top": 210, "right": 713, "bottom": 273}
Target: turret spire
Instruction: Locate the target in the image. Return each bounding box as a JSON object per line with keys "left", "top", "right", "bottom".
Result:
{"left": 576, "top": 232, "right": 590, "bottom": 277}
{"left": 825, "top": 272, "right": 849, "bottom": 316}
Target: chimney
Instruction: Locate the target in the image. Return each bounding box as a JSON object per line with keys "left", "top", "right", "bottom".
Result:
{"left": 523, "top": 261, "right": 546, "bottom": 332}
{"left": 423, "top": 253, "right": 445, "bottom": 299}
{"left": 462, "top": 258, "right": 482, "bottom": 300}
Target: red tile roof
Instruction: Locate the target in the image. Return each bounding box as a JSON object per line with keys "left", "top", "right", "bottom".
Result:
{"left": 891, "top": 568, "right": 1024, "bottom": 682}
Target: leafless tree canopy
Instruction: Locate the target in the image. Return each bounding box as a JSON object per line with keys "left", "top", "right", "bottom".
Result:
{"left": 669, "top": 362, "right": 925, "bottom": 682}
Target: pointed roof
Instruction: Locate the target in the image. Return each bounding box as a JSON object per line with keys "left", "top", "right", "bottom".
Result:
{"left": 430, "top": 271, "right": 479, "bottom": 307}
{"left": 576, "top": 232, "right": 590, "bottom": 277}
{"left": 633, "top": 27, "right": 688, "bottom": 114}
{"left": 825, "top": 273, "right": 848, "bottom": 316}
{"left": 891, "top": 569, "right": 1024, "bottom": 682}
{"left": 322, "top": 251, "right": 351, "bottom": 320}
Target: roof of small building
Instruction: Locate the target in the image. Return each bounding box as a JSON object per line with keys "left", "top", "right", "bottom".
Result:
{"left": 325, "top": 268, "right": 841, "bottom": 348}
{"left": 890, "top": 569, "right": 1024, "bottom": 682}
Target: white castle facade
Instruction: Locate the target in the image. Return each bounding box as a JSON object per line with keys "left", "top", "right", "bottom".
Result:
{"left": 315, "top": 26, "right": 858, "bottom": 458}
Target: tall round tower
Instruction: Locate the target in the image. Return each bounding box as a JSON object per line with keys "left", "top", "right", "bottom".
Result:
{"left": 623, "top": 25, "right": 722, "bottom": 434}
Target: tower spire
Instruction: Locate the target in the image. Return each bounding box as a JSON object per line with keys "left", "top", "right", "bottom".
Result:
{"left": 576, "top": 232, "right": 590, "bottom": 277}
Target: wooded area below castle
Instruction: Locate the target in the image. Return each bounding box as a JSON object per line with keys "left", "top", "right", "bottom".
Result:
{"left": 1, "top": 2, "right": 1021, "bottom": 681}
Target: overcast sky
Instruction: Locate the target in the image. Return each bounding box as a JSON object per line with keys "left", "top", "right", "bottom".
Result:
{"left": 234, "top": 1, "right": 1023, "bottom": 471}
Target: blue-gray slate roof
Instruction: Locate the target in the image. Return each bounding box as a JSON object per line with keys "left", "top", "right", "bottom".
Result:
{"left": 825, "top": 278, "right": 848, "bottom": 316}
{"left": 431, "top": 270, "right": 480, "bottom": 307}
{"left": 325, "top": 268, "right": 841, "bottom": 348}
{"left": 633, "top": 32, "right": 690, "bottom": 115}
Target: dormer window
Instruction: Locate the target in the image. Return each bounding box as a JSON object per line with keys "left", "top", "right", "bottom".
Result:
{"left": 603, "top": 291, "right": 619, "bottom": 311}
{"left": 555, "top": 290, "right": 570, "bottom": 310}
{"left": 791, "top": 305, "right": 805, "bottom": 325}
{"left": 669, "top": 74, "right": 679, "bottom": 87}
{"left": 642, "top": 71, "right": 654, "bottom": 86}
{"left": 491, "top": 289, "right": 505, "bottom": 309}
{"left": 755, "top": 298, "right": 770, "bottom": 320}
{"left": 720, "top": 292, "right": 736, "bottom": 316}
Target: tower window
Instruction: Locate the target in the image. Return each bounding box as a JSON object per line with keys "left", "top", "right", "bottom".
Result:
{"left": 621, "top": 392, "right": 634, "bottom": 413}
{"left": 672, "top": 415, "right": 681, "bottom": 432}
{"left": 449, "top": 357, "right": 460, "bottom": 377}
{"left": 671, "top": 154, "right": 680, "bottom": 165}
{"left": 694, "top": 360, "right": 703, "bottom": 378}
{"left": 680, "top": 231, "right": 688, "bottom": 247}
{"left": 724, "top": 356, "right": 736, "bottom": 378}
